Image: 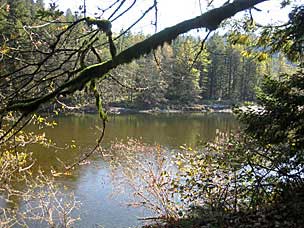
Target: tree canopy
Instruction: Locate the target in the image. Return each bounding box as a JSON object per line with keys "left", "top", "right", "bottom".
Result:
{"left": 0, "top": 0, "right": 269, "bottom": 114}
{"left": 0, "top": 0, "right": 302, "bottom": 140}
{"left": 1, "top": 1, "right": 304, "bottom": 227}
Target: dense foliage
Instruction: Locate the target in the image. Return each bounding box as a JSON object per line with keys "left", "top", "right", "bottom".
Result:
{"left": 0, "top": 0, "right": 303, "bottom": 227}
{"left": 0, "top": 0, "right": 293, "bottom": 119}
{"left": 104, "top": 2, "right": 304, "bottom": 227}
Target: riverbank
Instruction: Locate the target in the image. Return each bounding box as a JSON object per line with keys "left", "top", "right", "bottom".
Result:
{"left": 108, "top": 104, "right": 232, "bottom": 114}
{"left": 62, "top": 103, "right": 233, "bottom": 115}
{"left": 144, "top": 182, "right": 304, "bottom": 228}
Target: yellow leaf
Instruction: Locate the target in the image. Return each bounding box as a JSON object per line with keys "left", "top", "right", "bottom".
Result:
{"left": 257, "top": 52, "right": 268, "bottom": 61}
{"left": 0, "top": 45, "right": 10, "bottom": 54}
{"left": 238, "top": 35, "right": 249, "bottom": 44}
{"left": 37, "top": 116, "right": 45, "bottom": 123}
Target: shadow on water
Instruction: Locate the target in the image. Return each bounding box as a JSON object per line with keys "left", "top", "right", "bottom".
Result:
{"left": 19, "top": 113, "right": 239, "bottom": 227}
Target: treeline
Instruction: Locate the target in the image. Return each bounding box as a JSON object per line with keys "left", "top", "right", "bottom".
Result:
{"left": 0, "top": 0, "right": 294, "bottom": 110}
{"left": 101, "top": 32, "right": 293, "bottom": 108}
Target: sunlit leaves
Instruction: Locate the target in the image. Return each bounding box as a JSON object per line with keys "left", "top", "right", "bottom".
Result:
{"left": 37, "top": 115, "right": 45, "bottom": 123}
{"left": 0, "top": 150, "right": 28, "bottom": 167}
{"left": 257, "top": 52, "right": 268, "bottom": 62}
{"left": 33, "top": 114, "right": 58, "bottom": 128}
{"left": 229, "top": 5, "right": 304, "bottom": 64}
{"left": 70, "top": 139, "right": 77, "bottom": 149}
{"left": 0, "top": 44, "right": 10, "bottom": 55}
{"left": 229, "top": 33, "right": 250, "bottom": 45}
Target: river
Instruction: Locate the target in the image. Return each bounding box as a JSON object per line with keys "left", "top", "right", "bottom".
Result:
{"left": 21, "top": 113, "right": 239, "bottom": 227}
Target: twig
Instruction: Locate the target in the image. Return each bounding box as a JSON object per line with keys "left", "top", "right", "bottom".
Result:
{"left": 98, "top": 0, "right": 121, "bottom": 18}
{"left": 66, "top": 119, "right": 106, "bottom": 171}
{"left": 110, "top": 0, "right": 136, "bottom": 22}
{"left": 190, "top": 30, "right": 212, "bottom": 69}
{"left": 108, "top": 74, "right": 148, "bottom": 91}
{"left": 137, "top": 216, "right": 166, "bottom": 221}
{"left": 108, "top": 0, "right": 126, "bottom": 21}
{"left": 55, "top": 98, "right": 80, "bottom": 110}
{"left": 0, "top": 113, "right": 28, "bottom": 144}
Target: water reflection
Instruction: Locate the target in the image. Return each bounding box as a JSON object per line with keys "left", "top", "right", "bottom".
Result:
{"left": 23, "top": 113, "right": 238, "bottom": 227}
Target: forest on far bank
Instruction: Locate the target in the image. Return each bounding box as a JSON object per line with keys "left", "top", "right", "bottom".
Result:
{"left": 0, "top": 0, "right": 295, "bottom": 112}
{"left": 1, "top": 0, "right": 303, "bottom": 227}
{"left": 99, "top": 32, "right": 294, "bottom": 109}
{"left": 59, "top": 28, "right": 296, "bottom": 110}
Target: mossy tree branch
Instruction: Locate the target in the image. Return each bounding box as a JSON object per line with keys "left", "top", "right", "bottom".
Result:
{"left": 5, "top": 0, "right": 268, "bottom": 114}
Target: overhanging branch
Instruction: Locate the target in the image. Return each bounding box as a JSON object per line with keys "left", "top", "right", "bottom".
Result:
{"left": 4, "top": 0, "right": 268, "bottom": 113}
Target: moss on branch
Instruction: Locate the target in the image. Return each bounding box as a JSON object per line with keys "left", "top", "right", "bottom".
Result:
{"left": 3, "top": 0, "right": 267, "bottom": 114}
{"left": 85, "top": 17, "right": 112, "bottom": 35}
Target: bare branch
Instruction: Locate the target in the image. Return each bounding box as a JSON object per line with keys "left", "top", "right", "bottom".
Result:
{"left": 66, "top": 119, "right": 106, "bottom": 171}
{"left": 190, "top": 30, "right": 212, "bottom": 69}
{"left": 3, "top": 0, "right": 268, "bottom": 114}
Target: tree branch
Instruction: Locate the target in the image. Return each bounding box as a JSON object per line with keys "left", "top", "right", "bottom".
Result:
{"left": 3, "top": 0, "right": 268, "bottom": 113}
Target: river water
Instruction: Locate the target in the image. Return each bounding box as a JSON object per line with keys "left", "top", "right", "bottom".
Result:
{"left": 24, "top": 113, "right": 239, "bottom": 227}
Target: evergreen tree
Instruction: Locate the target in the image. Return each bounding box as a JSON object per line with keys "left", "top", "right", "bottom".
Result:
{"left": 205, "top": 33, "right": 226, "bottom": 100}
{"left": 65, "top": 8, "right": 74, "bottom": 22}
{"left": 164, "top": 37, "right": 201, "bottom": 104}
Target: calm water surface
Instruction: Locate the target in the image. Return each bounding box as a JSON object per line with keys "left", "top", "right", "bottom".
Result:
{"left": 27, "top": 113, "right": 238, "bottom": 227}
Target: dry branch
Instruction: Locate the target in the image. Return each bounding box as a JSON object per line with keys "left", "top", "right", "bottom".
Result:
{"left": 4, "top": 0, "right": 268, "bottom": 114}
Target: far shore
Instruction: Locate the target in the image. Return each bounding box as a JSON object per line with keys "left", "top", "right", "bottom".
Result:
{"left": 107, "top": 104, "right": 232, "bottom": 114}
{"left": 55, "top": 103, "right": 234, "bottom": 115}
